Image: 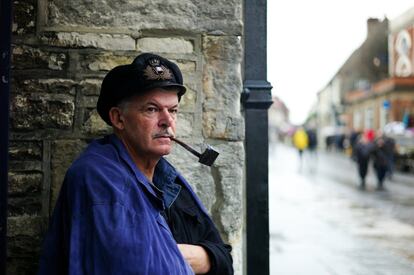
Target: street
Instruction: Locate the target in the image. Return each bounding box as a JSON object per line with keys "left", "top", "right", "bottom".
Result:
{"left": 269, "top": 143, "right": 414, "bottom": 275}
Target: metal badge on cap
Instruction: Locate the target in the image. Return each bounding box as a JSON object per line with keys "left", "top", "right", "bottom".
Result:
{"left": 144, "top": 58, "right": 173, "bottom": 80}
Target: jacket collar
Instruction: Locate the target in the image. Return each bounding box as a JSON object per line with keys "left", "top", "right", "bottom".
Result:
{"left": 108, "top": 134, "right": 181, "bottom": 209}
{"left": 107, "top": 134, "right": 164, "bottom": 208}
{"left": 154, "top": 159, "right": 181, "bottom": 208}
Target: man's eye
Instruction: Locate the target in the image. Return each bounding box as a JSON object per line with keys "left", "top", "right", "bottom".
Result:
{"left": 147, "top": 107, "right": 158, "bottom": 113}
{"left": 169, "top": 109, "right": 178, "bottom": 115}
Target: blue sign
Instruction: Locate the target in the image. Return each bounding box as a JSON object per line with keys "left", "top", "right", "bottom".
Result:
{"left": 383, "top": 100, "right": 390, "bottom": 110}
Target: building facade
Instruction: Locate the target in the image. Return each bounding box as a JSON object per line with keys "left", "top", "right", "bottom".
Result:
{"left": 315, "top": 18, "right": 389, "bottom": 147}
{"left": 346, "top": 8, "right": 414, "bottom": 131}
{"left": 268, "top": 96, "right": 290, "bottom": 142}
{"left": 316, "top": 78, "right": 343, "bottom": 148}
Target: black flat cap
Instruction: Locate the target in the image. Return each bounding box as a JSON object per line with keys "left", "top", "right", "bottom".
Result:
{"left": 97, "top": 53, "right": 186, "bottom": 125}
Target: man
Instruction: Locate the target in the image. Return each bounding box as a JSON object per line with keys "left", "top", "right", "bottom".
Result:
{"left": 352, "top": 133, "right": 375, "bottom": 190}
{"left": 38, "top": 53, "right": 233, "bottom": 274}
{"left": 372, "top": 135, "right": 388, "bottom": 190}
{"left": 381, "top": 132, "right": 396, "bottom": 180}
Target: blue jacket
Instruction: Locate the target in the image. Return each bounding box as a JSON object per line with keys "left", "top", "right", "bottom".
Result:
{"left": 38, "top": 134, "right": 197, "bottom": 275}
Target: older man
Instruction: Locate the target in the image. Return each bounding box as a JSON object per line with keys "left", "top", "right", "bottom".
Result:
{"left": 38, "top": 53, "right": 233, "bottom": 275}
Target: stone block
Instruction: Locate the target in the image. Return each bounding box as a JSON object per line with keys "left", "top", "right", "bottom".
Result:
{"left": 176, "top": 113, "right": 194, "bottom": 138}
{"left": 82, "top": 109, "right": 112, "bottom": 135}
{"left": 79, "top": 79, "right": 103, "bottom": 96}
{"left": 11, "top": 93, "right": 75, "bottom": 130}
{"left": 7, "top": 218, "right": 42, "bottom": 272}
{"left": 45, "top": 0, "right": 242, "bottom": 34}
{"left": 212, "top": 142, "right": 244, "bottom": 237}
{"left": 12, "top": 46, "right": 67, "bottom": 70}
{"left": 51, "top": 140, "right": 87, "bottom": 208}
{"left": 7, "top": 215, "right": 43, "bottom": 237}
{"left": 9, "top": 161, "right": 42, "bottom": 172}
{"left": 8, "top": 172, "right": 42, "bottom": 195}
{"left": 12, "top": 78, "right": 76, "bottom": 95}
{"left": 8, "top": 196, "right": 42, "bottom": 216}
{"left": 7, "top": 234, "right": 42, "bottom": 257}
{"left": 79, "top": 53, "right": 133, "bottom": 72}
{"left": 203, "top": 113, "right": 244, "bottom": 141}
{"left": 178, "top": 83, "right": 197, "bottom": 111}
{"left": 9, "top": 141, "right": 42, "bottom": 161}
{"left": 78, "top": 95, "right": 99, "bottom": 109}
{"left": 42, "top": 32, "right": 135, "bottom": 51}
{"left": 202, "top": 35, "right": 244, "bottom": 140}
{"left": 7, "top": 257, "right": 40, "bottom": 275}
{"left": 175, "top": 60, "right": 197, "bottom": 73}
{"left": 137, "top": 37, "right": 193, "bottom": 54}
{"left": 12, "top": 0, "right": 36, "bottom": 35}
{"left": 202, "top": 35, "right": 243, "bottom": 112}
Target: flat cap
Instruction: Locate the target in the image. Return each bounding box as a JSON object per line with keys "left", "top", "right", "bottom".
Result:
{"left": 97, "top": 53, "right": 186, "bottom": 125}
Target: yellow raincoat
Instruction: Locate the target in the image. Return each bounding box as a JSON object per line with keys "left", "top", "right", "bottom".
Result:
{"left": 293, "top": 128, "right": 309, "bottom": 150}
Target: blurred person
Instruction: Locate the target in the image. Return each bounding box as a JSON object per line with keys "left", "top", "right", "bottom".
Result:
{"left": 372, "top": 136, "right": 389, "bottom": 190}
{"left": 382, "top": 132, "right": 396, "bottom": 180}
{"left": 334, "top": 134, "right": 345, "bottom": 151}
{"left": 349, "top": 129, "right": 361, "bottom": 156}
{"left": 306, "top": 128, "right": 318, "bottom": 155}
{"left": 353, "top": 133, "right": 374, "bottom": 190}
{"left": 292, "top": 127, "right": 309, "bottom": 160}
{"left": 325, "top": 135, "right": 334, "bottom": 151}
{"left": 364, "top": 128, "right": 375, "bottom": 142}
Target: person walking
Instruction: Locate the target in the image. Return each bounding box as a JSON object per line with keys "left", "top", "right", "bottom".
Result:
{"left": 353, "top": 133, "right": 374, "bottom": 190}
{"left": 306, "top": 128, "right": 318, "bottom": 155}
{"left": 372, "top": 136, "right": 389, "bottom": 190}
{"left": 292, "top": 127, "right": 309, "bottom": 161}
{"left": 383, "top": 133, "right": 396, "bottom": 180}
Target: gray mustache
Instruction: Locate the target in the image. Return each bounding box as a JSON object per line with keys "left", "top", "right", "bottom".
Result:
{"left": 152, "top": 130, "right": 174, "bottom": 138}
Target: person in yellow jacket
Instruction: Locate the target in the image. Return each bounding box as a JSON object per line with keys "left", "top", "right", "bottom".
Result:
{"left": 292, "top": 127, "right": 309, "bottom": 159}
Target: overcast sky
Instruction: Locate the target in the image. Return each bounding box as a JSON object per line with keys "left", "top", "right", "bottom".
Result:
{"left": 267, "top": 1, "right": 414, "bottom": 125}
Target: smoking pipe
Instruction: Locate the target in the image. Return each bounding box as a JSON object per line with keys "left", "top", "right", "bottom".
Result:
{"left": 170, "top": 137, "right": 219, "bottom": 166}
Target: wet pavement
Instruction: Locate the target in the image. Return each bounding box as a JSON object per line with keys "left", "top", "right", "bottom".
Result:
{"left": 269, "top": 143, "right": 414, "bottom": 275}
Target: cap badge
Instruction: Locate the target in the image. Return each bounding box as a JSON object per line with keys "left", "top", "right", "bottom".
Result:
{"left": 144, "top": 58, "right": 173, "bottom": 80}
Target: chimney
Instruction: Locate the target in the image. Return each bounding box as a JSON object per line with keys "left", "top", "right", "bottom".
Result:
{"left": 367, "top": 18, "right": 380, "bottom": 36}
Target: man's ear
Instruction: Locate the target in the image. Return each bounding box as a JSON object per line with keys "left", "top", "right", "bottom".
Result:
{"left": 109, "top": 107, "right": 125, "bottom": 130}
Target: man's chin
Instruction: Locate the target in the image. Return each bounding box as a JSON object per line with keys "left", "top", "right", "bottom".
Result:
{"left": 154, "top": 146, "right": 172, "bottom": 157}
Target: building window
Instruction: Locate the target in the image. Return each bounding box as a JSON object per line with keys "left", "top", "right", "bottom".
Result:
{"left": 353, "top": 110, "right": 361, "bottom": 130}
{"left": 365, "top": 107, "right": 374, "bottom": 129}
{"left": 379, "top": 106, "right": 387, "bottom": 129}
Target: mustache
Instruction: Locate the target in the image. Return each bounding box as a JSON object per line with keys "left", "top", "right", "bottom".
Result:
{"left": 152, "top": 129, "right": 174, "bottom": 139}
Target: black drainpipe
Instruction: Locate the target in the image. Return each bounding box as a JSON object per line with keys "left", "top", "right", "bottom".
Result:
{"left": 243, "top": 0, "right": 273, "bottom": 274}
{"left": 0, "top": 0, "right": 12, "bottom": 273}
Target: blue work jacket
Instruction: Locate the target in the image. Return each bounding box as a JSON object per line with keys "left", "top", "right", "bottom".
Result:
{"left": 38, "top": 134, "right": 199, "bottom": 275}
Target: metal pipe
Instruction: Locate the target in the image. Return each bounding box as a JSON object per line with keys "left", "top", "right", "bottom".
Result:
{"left": 170, "top": 137, "right": 201, "bottom": 158}
{"left": 0, "top": 0, "right": 12, "bottom": 273}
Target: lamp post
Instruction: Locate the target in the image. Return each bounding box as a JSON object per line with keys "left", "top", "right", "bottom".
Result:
{"left": 243, "top": 0, "right": 273, "bottom": 274}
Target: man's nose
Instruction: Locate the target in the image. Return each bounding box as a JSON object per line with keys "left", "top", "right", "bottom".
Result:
{"left": 158, "top": 109, "right": 174, "bottom": 127}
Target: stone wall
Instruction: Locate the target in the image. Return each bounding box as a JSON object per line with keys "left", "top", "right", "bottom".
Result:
{"left": 9, "top": 0, "right": 245, "bottom": 274}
